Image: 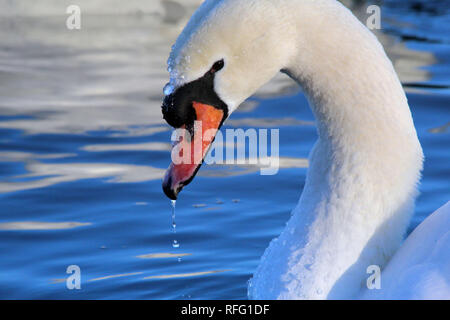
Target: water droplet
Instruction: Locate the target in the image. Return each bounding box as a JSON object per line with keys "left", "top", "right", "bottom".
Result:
{"left": 170, "top": 200, "right": 180, "bottom": 249}
{"left": 163, "top": 83, "right": 174, "bottom": 96}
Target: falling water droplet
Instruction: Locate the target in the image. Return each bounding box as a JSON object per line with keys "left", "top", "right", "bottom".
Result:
{"left": 171, "top": 200, "right": 180, "bottom": 248}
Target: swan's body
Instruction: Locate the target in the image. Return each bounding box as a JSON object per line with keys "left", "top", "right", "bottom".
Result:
{"left": 162, "top": 0, "right": 450, "bottom": 299}
{"left": 361, "top": 201, "right": 450, "bottom": 299}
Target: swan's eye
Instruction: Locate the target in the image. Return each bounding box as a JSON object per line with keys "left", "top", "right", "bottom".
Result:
{"left": 210, "top": 59, "right": 224, "bottom": 73}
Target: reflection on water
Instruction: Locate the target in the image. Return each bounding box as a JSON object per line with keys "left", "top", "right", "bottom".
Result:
{"left": 136, "top": 253, "right": 191, "bottom": 259}
{"left": 227, "top": 117, "right": 315, "bottom": 128}
{"left": 143, "top": 270, "right": 231, "bottom": 280}
{"left": 0, "top": 161, "right": 166, "bottom": 193}
{"left": 0, "top": 0, "right": 449, "bottom": 299}
{"left": 0, "top": 221, "right": 91, "bottom": 230}
{"left": 82, "top": 142, "right": 171, "bottom": 152}
{"left": 429, "top": 122, "right": 450, "bottom": 134}
{"left": 88, "top": 272, "right": 143, "bottom": 282}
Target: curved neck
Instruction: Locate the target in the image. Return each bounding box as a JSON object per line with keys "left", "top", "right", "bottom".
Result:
{"left": 268, "top": 1, "right": 423, "bottom": 299}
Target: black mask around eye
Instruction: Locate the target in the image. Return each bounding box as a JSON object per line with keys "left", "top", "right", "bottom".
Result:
{"left": 161, "top": 59, "right": 228, "bottom": 129}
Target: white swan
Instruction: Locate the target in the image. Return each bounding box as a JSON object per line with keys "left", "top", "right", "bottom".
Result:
{"left": 160, "top": 0, "right": 450, "bottom": 299}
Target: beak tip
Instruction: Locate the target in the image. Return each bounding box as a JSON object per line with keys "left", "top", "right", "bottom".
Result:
{"left": 163, "top": 185, "right": 178, "bottom": 200}
{"left": 162, "top": 173, "right": 179, "bottom": 200}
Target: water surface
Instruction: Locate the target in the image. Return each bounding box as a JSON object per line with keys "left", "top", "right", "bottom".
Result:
{"left": 0, "top": 0, "right": 449, "bottom": 299}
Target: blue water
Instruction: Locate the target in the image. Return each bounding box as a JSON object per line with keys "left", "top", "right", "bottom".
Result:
{"left": 0, "top": 1, "right": 449, "bottom": 299}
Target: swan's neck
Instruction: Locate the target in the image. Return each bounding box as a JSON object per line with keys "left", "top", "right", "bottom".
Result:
{"left": 251, "top": 1, "right": 423, "bottom": 299}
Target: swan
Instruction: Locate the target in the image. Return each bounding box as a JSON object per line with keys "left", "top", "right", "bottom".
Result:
{"left": 160, "top": 0, "right": 450, "bottom": 299}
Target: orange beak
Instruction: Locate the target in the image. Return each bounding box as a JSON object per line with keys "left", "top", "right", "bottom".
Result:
{"left": 162, "top": 102, "right": 224, "bottom": 199}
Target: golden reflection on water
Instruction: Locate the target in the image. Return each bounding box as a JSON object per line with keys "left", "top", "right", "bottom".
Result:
{"left": 428, "top": 122, "right": 450, "bottom": 134}
{"left": 49, "top": 252, "right": 198, "bottom": 285}
{"left": 88, "top": 272, "right": 143, "bottom": 282}
{"left": 136, "top": 252, "right": 191, "bottom": 259}
{"left": 50, "top": 269, "right": 231, "bottom": 285}
{"left": 143, "top": 269, "right": 231, "bottom": 280}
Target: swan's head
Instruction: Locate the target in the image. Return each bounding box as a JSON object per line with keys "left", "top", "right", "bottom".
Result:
{"left": 161, "top": 0, "right": 294, "bottom": 199}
